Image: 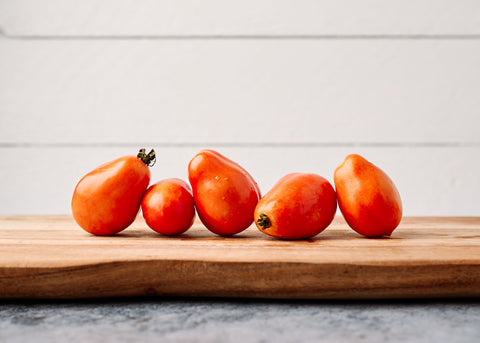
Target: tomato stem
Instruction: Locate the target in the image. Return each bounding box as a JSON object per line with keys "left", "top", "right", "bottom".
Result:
{"left": 256, "top": 213, "right": 271, "bottom": 230}
{"left": 137, "top": 148, "right": 156, "bottom": 167}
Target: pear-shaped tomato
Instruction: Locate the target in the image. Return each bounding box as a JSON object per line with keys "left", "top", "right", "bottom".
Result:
{"left": 72, "top": 149, "right": 155, "bottom": 235}
{"left": 254, "top": 173, "right": 337, "bottom": 239}
{"left": 334, "top": 154, "right": 402, "bottom": 237}
{"left": 141, "top": 178, "right": 195, "bottom": 235}
{"left": 188, "top": 149, "right": 261, "bottom": 236}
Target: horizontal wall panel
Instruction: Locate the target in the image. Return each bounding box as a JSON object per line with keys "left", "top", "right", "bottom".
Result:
{"left": 0, "top": 146, "right": 479, "bottom": 216}
{"left": 1, "top": 39, "right": 479, "bottom": 144}
{"left": 1, "top": 0, "right": 479, "bottom": 36}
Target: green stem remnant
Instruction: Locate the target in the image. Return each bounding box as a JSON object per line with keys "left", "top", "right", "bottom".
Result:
{"left": 137, "top": 148, "right": 156, "bottom": 167}
{"left": 256, "top": 213, "right": 271, "bottom": 230}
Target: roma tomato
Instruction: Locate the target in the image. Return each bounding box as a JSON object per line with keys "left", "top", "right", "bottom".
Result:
{"left": 254, "top": 173, "right": 337, "bottom": 239}
{"left": 71, "top": 149, "right": 155, "bottom": 235}
{"left": 141, "top": 178, "right": 195, "bottom": 235}
{"left": 334, "top": 154, "right": 402, "bottom": 237}
{"left": 188, "top": 149, "right": 261, "bottom": 236}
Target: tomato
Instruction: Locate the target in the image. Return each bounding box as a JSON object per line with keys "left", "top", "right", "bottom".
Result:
{"left": 254, "top": 173, "right": 337, "bottom": 239}
{"left": 71, "top": 149, "right": 155, "bottom": 235}
{"left": 334, "top": 154, "right": 402, "bottom": 237}
{"left": 141, "top": 178, "right": 195, "bottom": 235}
{"left": 188, "top": 149, "right": 261, "bottom": 236}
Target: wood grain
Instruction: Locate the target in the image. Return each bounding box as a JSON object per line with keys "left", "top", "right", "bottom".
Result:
{"left": 0, "top": 216, "right": 479, "bottom": 299}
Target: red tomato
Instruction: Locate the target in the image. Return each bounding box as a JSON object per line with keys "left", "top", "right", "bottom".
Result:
{"left": 188, "top": 149, "right": 261, "bottom": 236}
{"left": 71, "top": 149, "right": 155, "bottom": 235}
{"left": 334, "top": 154, "right": 402, "bottom": 237}
{"left": 141, "top": 178, "right": 195, "bottom": 235}
{"left": 254, "top": 173, "right": 337, "bottom": 239}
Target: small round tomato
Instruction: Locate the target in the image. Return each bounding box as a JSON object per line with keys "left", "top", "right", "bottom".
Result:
{"left": 254, "top": 173, "right": 337, "bottom": 239}
{"left": 141, "top": 178, "right": 195, "bottom": 235}
{"left": 72, "top": 149, "right": 155, "bottom": 236}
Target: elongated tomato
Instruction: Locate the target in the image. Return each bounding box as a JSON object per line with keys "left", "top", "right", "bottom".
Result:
{"left": 188, "top": 149, "right": 261, "bottom": 236}
{"left": 71, "top": 149, "right": 155, "bottom": 235}
{"left": 334, "top": 154, "right": 402, "bottom": 237}
{"left": 254, "top": 173, "right": 337, "bottom": 239}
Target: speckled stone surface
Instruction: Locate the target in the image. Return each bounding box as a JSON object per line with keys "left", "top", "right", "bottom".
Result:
{"left": 1, "top": 299, "right": 479, "bottom": 342}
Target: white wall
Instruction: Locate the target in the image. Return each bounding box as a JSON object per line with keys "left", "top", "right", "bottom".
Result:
{"left": 1, "top": 1, "right": 479, "bottom": 215}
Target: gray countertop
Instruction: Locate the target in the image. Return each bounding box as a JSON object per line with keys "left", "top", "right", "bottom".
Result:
{"left": 1, "top": 299, "right": 479, "bottom": 342}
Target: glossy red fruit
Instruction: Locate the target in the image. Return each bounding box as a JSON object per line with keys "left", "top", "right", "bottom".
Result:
{"left": 254, "top": 173, "right": 337, "bottom": 239}
{"left": 141, "top": 178, "right": 195, "bottom": 235}
{"left": 188, "top": 149, "right": 261, "bottom": 236}
{"left": 71, "top": 149, "right": 155, "bottom": 235}
{"left": 334, "top": 154, "right": 402, "bottom": 237}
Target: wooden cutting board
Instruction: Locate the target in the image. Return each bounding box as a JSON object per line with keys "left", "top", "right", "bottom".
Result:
{"left": 0, "top": 216, "right": 479, "bottom": 299}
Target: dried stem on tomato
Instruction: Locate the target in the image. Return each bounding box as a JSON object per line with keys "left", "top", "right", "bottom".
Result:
{"left": 256, "top": 213, "right": 271, "bottom": 230}
{"left": 137, "top": 148, "right": 156, "bottom": 167}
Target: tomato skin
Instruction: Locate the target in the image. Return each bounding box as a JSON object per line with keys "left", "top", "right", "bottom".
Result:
{"left": 334, "top": 154, "right": 402, "bottom": 237}
{"left": 188, "top": 149, "right": 261, "bottom": 236}
{"left": 71, "top": 155, "right": 150, "bottom": 235}
{"left": 254, "top": 173, "right": 337, "bottom": 239}
{"left": 141, "top": 178, "right": 195, "bottom": 235}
